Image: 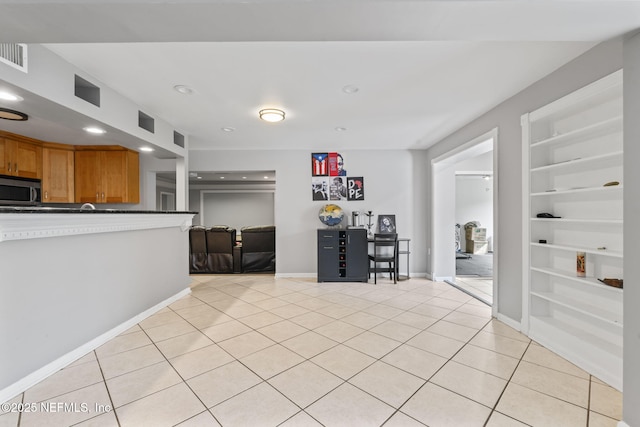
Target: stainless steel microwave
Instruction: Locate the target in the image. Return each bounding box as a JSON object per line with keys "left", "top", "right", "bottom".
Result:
{"left": 0, "top": 174, "right": 42, "bottom": 205}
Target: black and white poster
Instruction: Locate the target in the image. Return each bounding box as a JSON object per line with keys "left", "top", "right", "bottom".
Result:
{"left": 347, "top": 177, "right": 365, "bottom": 201}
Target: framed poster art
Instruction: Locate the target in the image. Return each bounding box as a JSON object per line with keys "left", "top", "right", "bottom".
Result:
{"left": 328, "top": 152, "right": 347, "bottom": 176}
{"left": 378, "top": 214, "right": 396, "bottom": 233}
{"left": 347, "top": 177, "right": 364, "bottom": 201}
{"left": 312, "top": 177, "right": 329, "bottom": 201}
{"left": 311, "top": 153, "right": 329, "bottom": 176}
{"left": 329, "top": 176, "right": 347, "bottom": 201}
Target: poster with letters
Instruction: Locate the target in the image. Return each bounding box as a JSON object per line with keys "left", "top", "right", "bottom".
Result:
{"left": 347, "top": 177, "right": 365, "bottom": 201}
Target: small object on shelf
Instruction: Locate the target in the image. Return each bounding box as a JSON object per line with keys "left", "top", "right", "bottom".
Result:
{"left": 598, "top": 278, "right": 623, "bottom": 289}
{"left": 603, "top": 181, "right": 620, "bottom": 187}
{"left": 597, "top": 246, "right": 607, "bottom": 250}
{"left": 576, "top": 252, "right": 586, "bottom": 277}
{"left": 536, "top": 212, "right": 561, "bottom": 218}
{"left": 539, "top": 239, "right": 547, "bottom": 244}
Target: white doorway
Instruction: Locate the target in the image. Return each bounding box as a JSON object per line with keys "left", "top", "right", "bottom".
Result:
{"left": 431, "top": 128, "right": 498, "bottom": 308}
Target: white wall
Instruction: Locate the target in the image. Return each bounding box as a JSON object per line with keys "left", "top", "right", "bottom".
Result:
{"left": 425, "top": 38, "right": 623, "bottom": 324}
{"left": 200, "top": 192, "right": 275, "bottom": 232}
{"left": 623, "top": 30, "right": 640, "bottom": 427}
{"left": 188, "top": 149, "right": 424, "bottom": 276}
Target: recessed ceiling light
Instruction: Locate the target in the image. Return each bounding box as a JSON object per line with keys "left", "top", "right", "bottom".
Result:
{"left": 197, "top": 176, "right": 202, "bottom": 180}
{"left": 259, "top": 108, "right": 285, "bottom": 123}
{"left": 0, "top": 91, "right": 23, "bottom": 102}
{"left": 335, "top": 127, "right": 347, "bottom": 132}
{"left": 242, "top": 176, "right": 247, "bottom": 179}
{"left": 84, "top": 126, "right": 106, "bottom": 134}
{"left": 220, "top": 176, "right": 225, "bottom": 179}
{"left": 140, "top": 146, "right": 154, "bottom": 152}
{"left": 221, "top": 127, "right": 235, "bottom": 132}
{"left": 264, "top": 176, "right": 269, "bottom": 179}
{"left": 342, "top": 85, "right": 359, "bottom": 94}
{"left": 173, "top": 85, "right": 194, "bottom": 95}
{"left": 0, "top": 107, "right": 28, "bottom": 121}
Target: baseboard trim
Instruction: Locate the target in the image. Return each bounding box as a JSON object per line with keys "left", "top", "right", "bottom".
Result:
{"left": 275, "top": 273, "right": 316, "bottom": 278}
{"left": 0, "top": 287, "right": 191, "bottom": 404}
{"left": 496, "top": 312, "right": 522, "bottom": 332}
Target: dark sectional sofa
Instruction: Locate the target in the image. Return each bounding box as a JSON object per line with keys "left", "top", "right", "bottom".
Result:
{"left": 189, "top": 225, "right": 275, "bottom": 274}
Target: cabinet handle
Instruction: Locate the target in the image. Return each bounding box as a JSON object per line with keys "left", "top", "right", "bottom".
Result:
{"left": 44, "top": 191, "right": 48, "bottom": 200}
{"left": 7, "top": 162, "right": 10, "bottom": 172}
{"left": 102, "top": 192, "right": 105, "bottom": 201}
{"left": 14, "top": 163, "right": 18, "bottom": 174}
{"left": 323, "top": 246, "right": 334, "bottom": 250}
{"left": 96, "top": 192, "right": 99, "bottom": 202}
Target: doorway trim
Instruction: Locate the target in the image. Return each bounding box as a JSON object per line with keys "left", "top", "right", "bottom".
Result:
{"left": 431, "top": 127, "right": 499, "bottom": 314}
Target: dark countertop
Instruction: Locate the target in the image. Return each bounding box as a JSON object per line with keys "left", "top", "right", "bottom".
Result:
{"left": 0, "top": 206, "right": 197, "bottom": 214}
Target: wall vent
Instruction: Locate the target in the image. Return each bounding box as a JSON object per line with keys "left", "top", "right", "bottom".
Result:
{"left": 0, "top": 43, "right": 28, "bottom": 72}
{"left": 74, "top": 75, "right": 101, "bottom": 107}
{"left": 173, "top": 131, "right": 185, "bottom": 148}
{"left": 138, "top": 111, "right": 155, "bottom": 133}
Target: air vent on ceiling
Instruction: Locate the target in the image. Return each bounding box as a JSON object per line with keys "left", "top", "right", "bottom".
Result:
{"left": 0, "top": 43, "right": 28, "bottom": 72}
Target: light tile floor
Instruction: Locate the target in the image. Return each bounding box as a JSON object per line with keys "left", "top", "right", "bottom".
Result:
{"left": 0, "top": 275, "right": 622, "bottom": 427}
{"left": 450, "top": 276, "right": 494, "bottom": 306}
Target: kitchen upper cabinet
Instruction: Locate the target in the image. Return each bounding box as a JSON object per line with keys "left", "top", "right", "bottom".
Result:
{"left": 75, "top": 147, "right": 139, "bottom": 204}
{"left": 0, "top": 137, "right": 42, "bottom": 179}
{"left": 42, "top": 144, "right": 75, "bottom": 203}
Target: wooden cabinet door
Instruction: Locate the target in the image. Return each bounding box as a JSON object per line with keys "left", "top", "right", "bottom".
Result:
{"left": 0, "top": 138, "right": 41, "bottom": 178}
{"left": 0, "top": 138, "right": 10, "bottom": 176}
{"left": 14, "top": 141, "right": 42, "bottom": 179}
{"left": 74, "top": 151, "right": 101, "bottom": 203}
{"left": 42, "top": 147, "right": 75, "bottom": 203}
{"left": 101, "top": 150, "right": 128, "bottom": 203}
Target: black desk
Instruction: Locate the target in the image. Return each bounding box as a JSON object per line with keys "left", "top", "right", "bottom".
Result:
{"left": 368, "top": 237, "right": 411, "bottom": 281}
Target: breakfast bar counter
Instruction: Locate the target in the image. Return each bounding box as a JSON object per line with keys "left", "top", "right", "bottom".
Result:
{"left": 0, "top": 208, "right": 196, "bottom": 403}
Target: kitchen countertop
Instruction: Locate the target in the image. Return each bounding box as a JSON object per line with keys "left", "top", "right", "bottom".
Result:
{"left": 0, "top": 206, "right": 197, "bottom": 214}
{"left": 0, "top": 207, "right": 196, "bottom": 242}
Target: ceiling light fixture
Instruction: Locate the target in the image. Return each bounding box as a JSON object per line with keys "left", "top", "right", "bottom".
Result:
{"left": 342, "top": 85, "right": 359, "bottom": 94}
{"left": 0, "top": 91, "right": 23, "bottom": 102}
{"left": 173, "top": 85, "right": 194, "bottom": 95}
{"left": 84, "top": 126, "right": 106, "bottom": 134}
{"left": 221, "top": 127, "right": 235, "bottom": 132}
{"left": 259, "top": 108, "right": 285, "bottom": 123}
{"left": 0, "top": 107, "right": 28, "bottom": 121}
{"left": 335, "top": 127, "right": 347, "bottom": 132}
{"left": 140, "top": 146, "right": 154, "bottom": 152}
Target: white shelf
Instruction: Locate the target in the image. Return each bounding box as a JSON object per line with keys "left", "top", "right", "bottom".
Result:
{"left": 530, "top": 242, "right": 622, "bottom": 258}
{"left": 531, "top": 185, "right": 622, "bottom": 197}
{"left": 530, "top": 266, "right": 624, "bottom": 292}
{"left": 530, "top": 115, "right": 622, "bottom": 148}
{"left": 530, "top": 218, "right": 622, "bottom": 225}
{"left": 522, "top": 70, "right": 623, "bottom": 389}
{"left": 530, "top": 151, "right": 623, "bottom": 173}
{"left": 531, "top": 291, "right": 622, "bottom": 327}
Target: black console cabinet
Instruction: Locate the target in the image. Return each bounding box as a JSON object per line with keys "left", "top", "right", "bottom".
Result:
{"left": 317, "top": 229, "right": 368, "bottom": 282}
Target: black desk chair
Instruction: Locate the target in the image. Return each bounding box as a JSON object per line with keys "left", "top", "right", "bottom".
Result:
{"left": 368, "top": 233, "right": 398, "bottom": 284}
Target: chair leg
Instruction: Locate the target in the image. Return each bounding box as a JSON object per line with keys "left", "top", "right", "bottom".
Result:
{"left": 374, "top": 263, "right": 377, "bottom": 284}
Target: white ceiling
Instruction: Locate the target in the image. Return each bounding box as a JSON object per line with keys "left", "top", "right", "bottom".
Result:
{"left": 1, "top": 1, "right": 639, "bottom": 153}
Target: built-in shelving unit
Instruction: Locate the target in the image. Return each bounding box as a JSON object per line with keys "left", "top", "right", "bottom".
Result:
{"left": 521, "top": 70, "right": 623, "bottom": 390}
